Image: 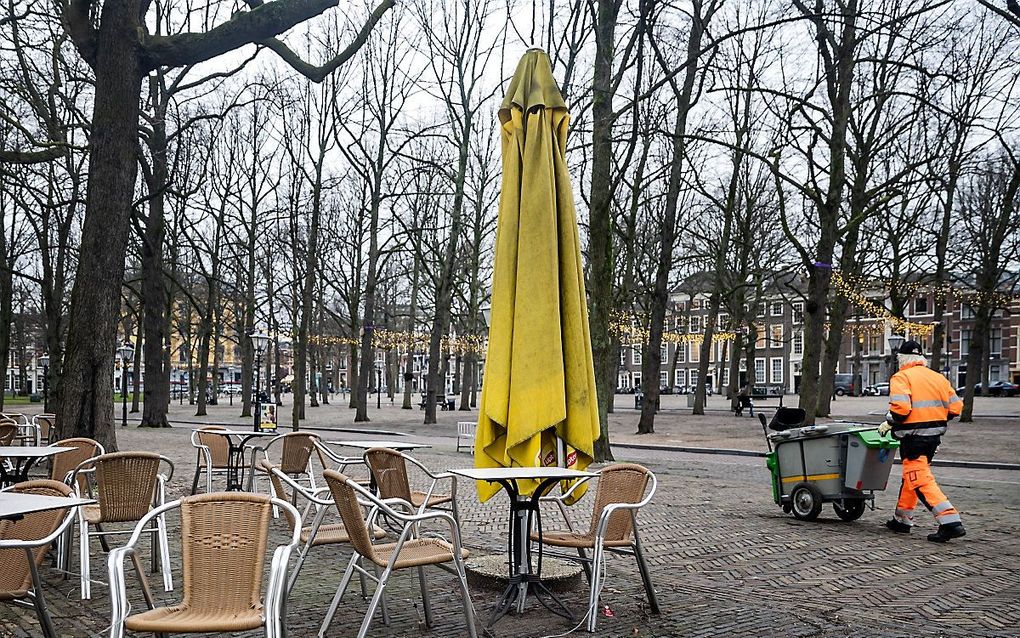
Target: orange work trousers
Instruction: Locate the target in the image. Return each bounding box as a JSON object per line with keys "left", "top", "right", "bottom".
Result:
{"left": 894, "top": 455, "right": 962, "bottom": 526}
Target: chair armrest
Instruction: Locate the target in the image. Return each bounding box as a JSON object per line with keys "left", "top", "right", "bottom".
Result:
{"left": 268, "top": 466, "right": 334, "bottom": 506}
{"left": 0, "top": 503, "right": 78, "bottom": 549}
{"left": 538, "top": 475, "right": 595, "bottom": 505}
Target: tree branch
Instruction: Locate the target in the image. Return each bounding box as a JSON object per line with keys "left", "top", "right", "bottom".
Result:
{"left": 140, "top": 0, "right": 395, "bottom": 75}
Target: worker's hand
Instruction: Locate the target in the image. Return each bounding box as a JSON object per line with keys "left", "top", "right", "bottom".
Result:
{"left": 877, "top": 421, "right": 893, "bottom": 436}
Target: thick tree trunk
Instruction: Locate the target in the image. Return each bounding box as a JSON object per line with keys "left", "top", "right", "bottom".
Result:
{"left": 586, "top": 0, "right": 621, "bottom": 458}
{"left": 55, "top": 3, "right": 143, "bottom": 449}
{"left": 130, "top": 317, "right": 143, "bottom": 412}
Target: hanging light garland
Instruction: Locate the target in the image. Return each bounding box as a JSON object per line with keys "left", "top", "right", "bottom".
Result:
{"left": 829, "top": 272, "right": 937, "bottom": 336}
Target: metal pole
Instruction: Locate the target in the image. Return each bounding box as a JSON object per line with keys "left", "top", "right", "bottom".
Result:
{"left": 42, "top": 365, "right": 48, "bottom": 412}
{"left": 377, "top": 369, "right": 381, "bottom": 410}
{"left": 254, "top": 352, "right": 262, "bottom": 432}
{"left": 121, "top": 360, "right": 128, "bottom": 427}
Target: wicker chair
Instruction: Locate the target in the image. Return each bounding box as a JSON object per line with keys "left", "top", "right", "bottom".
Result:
{"left": 108, "top": 492, "right": 300, "bottom": 638}
{"left": 0, "top": 420, "right": 18, "bottom": 446}
{"left": 319, "top": 470, "right": 477, "bottom": 638}
{"left": 0, "top": 480, "right": 78, "bottom": 638}
{"left": 33, "top": 415, "right": 57, "bottom": 446}
{"left": 69, "top": 451, "right": 174, "bottom": 599}
{"left": 363, "top": 447, "right": 460, "bottom": 521}
{"left": 189, "top": 426, "right": 231, "bottom": 494}
{"left": 249, "top": 432, "right": 323, "bottom": 499}
{"left": 1, "top": 413, "right": 36, "bottom": 446}
{"left": 533, "top": 463, "right": 659, "bottom": 632}
{"left": 49, "top": 437, "right": 105, "bottom": 573}
{"left": 260, "top": 460, "right": 385, "bottom": 593}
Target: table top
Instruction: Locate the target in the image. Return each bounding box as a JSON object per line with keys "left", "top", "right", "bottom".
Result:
{"left": 448, "top": 467, "right": 598, "bottom": 481}
{"left": 326, "top": 440, "right": 431, "bottom": 451}
{"left": 0, "top": 446, "right": 75, "bottom": 458}
{"left": 0, "top": 492, "right": 95, "bottom": 520}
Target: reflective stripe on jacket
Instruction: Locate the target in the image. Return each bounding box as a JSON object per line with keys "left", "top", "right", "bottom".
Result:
{"left": 888, "top": 360, "right": 962, "bottom": 435}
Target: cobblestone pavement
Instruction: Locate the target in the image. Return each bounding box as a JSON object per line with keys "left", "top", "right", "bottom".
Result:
{"left": 2, "top": 404, "right": 1019, "bottom": 637}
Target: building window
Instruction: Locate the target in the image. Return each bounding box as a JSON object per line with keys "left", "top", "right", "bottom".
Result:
{"left": 675, "top": 369, "right": 686, "bottom": 387}
{"left": 792, "top": 302, "right": 804, "bottom": 323}
{"left": 914, "top": 297, "right": 929, "bottom": 314}
{"left": 990, "top": 328, "right": 1002, "bottom": 356}
{"left": 690, "top": 316, "right": 702, "bottom": 333}
{"left": 793, "top": 330, "right": 803, "bottom": 356}
{"left": 770, "top": 325, "right": 784, "bottom": 348}
{"left": 689, "top": 370, "right": 699, "bottom": 387}
{"left": 619, "top": 349, "right": 627, "bottom": 366}
{"left": 990, "top": 365, "right": 1001, "bottom": 381}
{"left": 870, "top": 334, "right": 882, "bottom": 354}
{"left": 632, "top": 347, "right": 642, "bottom": 365}
{"left": 692, "top": 298, "right": 701, "bottom": 310}
{"left": 960, "top": 329, "right": 970, "bottom": 357}
{"left": 690, "top": 342, "right": 700, "bottom": 363}
{"left": 771, "top": 302, "right": 783, "bottom": 317}
{"left": 722, "top": 368, "right": 730, "bottom": 386}
{"left": 677, "top": 342, "right": 687, "bottom": 363}
{"left": 754, "top": 358, "right": 766, "bottom": 384}
{"left": 660, "top": 346, "right": 669, "bottom": 364}
{"left": 718, "top": 313, "right": 729, "bottom": 328}
{"left": 676, "top": 316, "right": 687, "bottom": 333}
{"left": 961, "top": 304, "right": 975, "bottom": 319}
{"left": 660, "top": 371, "right": 668, "bottom": 387}
{"left": 771, "top": 358, "right": 784, "bottom": 384}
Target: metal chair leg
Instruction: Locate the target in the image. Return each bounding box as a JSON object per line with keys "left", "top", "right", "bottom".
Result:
{"left": 190, "top": 466, "right": 201, "bottom": 495}
{"left": 358, "top": 565, "right": 393, "bottom": 638}
{"left": 79, "top": 517, "right": 91, "bottom": 599}
{"left": 577, "top": 547, "right": 593, "bottom": 582}
{"left": 318, "top": 553, "right": 360, "bottom": 637}
{"left": 632, "top": 534, "right": 659, "bottom": 613}
{"left": 28, "top": 553, "right": 57, "bottom": 638}
{"left": 417, "top": 566, "right": 433, "bottom": 627}
{"left": 453, "top": 555, "right": 478, "bottom": 638}
{"left": 586, "top": 545, "right": 604, "bottom": 633}
{"left": 157, "top": 515, "right": 173, "bottom": 592}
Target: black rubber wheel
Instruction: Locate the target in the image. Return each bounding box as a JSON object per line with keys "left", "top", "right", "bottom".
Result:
{"left": 790, "top": 482, "right": 823, "bottom": 521}
{"left": 782, "top": 503, "right": 793, "bottom": 514}
{"left": 835, "top": 388, "right": 846, "bottom": 397}
{"left": 833, "top": 499, "right": 866, "bottom": 522}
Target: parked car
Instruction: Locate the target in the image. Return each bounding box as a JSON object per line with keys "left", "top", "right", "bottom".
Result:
{"left": 863, "top": 382, "right": 890, "bottom": 397}
{"left": 956, "top": 381, "right": 1019, "bottom": 397}
{"left": 833, "top": 373, "right": 861, "bottom": 397}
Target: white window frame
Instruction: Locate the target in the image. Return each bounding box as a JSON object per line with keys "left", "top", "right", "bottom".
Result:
{"left": 793, "top": 330, "right": 803, "bottom": 356}
{"left": 674, "top": 369, "right": 686, "bottom": 387}
{"left": 792, "top": 301, "right": 804, "bottom": 323}
{"left": 632, "top": 346, "right": 642, "bottom": 366}
{"left": 770, "top": 357, "right": 784, "bottom": 384}
{"left": 754, "top": 358, "right": 766, "bottom": 384}
{"left": 770, "top": 325, "right": 784, "bottom": 348}
{"left": 677, "top": 342, "right": 687, "bottom": 363}
{"left": 660, "top": 346, "right": 669, "bottom": 364}
{"left": 770, "top": 301, "right": 783, "bottom": 317}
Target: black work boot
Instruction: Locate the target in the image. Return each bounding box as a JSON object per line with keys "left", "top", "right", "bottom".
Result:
{"left": 886, "top": 519, "right": 912, "bottom": 534}
{"left": 927, "top": 522, "right": 966, "bottom": 543}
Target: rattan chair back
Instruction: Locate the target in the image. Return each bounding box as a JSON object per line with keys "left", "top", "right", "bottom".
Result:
{"left": 0, "top": 480, "right": 73, "bottom": 595}
{"left": 323, "top": 470, "right": 377, "bottom": 559}
{"left": 178, "top": 492, "right": 273, "bottom": 615}
{"left": 0, "top": 421, "right": 16, "bottom": 446}
{"left": 50, "top": 438, "right": 103, "bottom": 491}
{"left": 92, "top": 452, "right": 162, "bottom": 523}
{"left": 278, "top": 432, "right": 318, "bottom": 475}
{"left": 364, "top": 448, "right": 414, "bottom": 504}
{"left": 34, "top": 415, "right": 56, "bottom": 444}
{"left": 587, "top": 463, "right": 650, "bottom": 543}
{"left": 195, "top": 426, "right": 230, "bottom": 468}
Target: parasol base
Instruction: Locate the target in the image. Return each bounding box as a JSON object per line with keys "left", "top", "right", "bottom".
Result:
{"left": 465, "top": 554, "right": 583, "bottom": 592}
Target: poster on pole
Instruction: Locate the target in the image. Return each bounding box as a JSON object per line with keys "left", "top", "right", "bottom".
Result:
{"left": 259, "top": 404, "right": 277, "bottom": 432}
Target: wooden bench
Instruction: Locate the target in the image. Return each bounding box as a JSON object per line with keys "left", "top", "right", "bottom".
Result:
{"left": 457, "top": 421, "right": 476, "bottom": 453}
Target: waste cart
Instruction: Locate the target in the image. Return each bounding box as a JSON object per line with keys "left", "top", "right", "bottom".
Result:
{"left": 759, "top": 409, "right": 899, "bottom": 521}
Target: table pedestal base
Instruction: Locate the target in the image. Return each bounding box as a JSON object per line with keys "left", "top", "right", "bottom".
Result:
{"left": 487, "top": 573, "right": 576, "bottom": 627}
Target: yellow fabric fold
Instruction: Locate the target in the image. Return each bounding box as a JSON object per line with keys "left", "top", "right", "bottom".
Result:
{"left": 474, "top": 50, "right": 600, "bottom": 503}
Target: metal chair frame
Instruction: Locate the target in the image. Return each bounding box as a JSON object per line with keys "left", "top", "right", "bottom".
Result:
{"left": 69, "top": 453, "right": 174, "bottom": 600}
{"left": 189, "top": 426, "right": 231, "bottom": 494}
{"left": 538, "top": 466, "right": 660, "bottom": 632}
{"left": 248, "top": 432, "right": 323, "bottom": 498}
{"left": 318, "top": 472, "right": 477, "bottom": 638}
{"left": 107, "top": 495, "right": 301, "bottom": 638}
{"left": 363, "top": 448, "right": 461, "bottom": 522}
{"left": 0, "top": 483, "right": 79, "bottom": 638}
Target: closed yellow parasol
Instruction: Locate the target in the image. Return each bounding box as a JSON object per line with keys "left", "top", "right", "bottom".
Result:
{"left": 474, "top": 49, "right": 600, "bottom": 502}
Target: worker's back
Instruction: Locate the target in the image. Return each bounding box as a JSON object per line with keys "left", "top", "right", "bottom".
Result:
{"left": 891, "top": 361, "right": 960, "bottom": 425}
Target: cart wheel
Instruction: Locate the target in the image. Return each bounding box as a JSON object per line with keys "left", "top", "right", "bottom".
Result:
{"left": 790, "top": 482, "right": 823, "bottom": 521}
{"left": 833, "top": 499, "right": 866, "bottom": 522}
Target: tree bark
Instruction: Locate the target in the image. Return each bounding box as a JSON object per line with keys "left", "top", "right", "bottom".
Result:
{"left": 55, "top": 0, "right": 144, "bottom": 449}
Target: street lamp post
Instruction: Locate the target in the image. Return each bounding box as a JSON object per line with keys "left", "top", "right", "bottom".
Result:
{"left": 117, "top": 341, "right": 134, "bottom": 428}
{"left": 39, "top": 354, "right": 49, "bottom": 412}
{"left": 376, "top": 362, "right": 382, "bottom": 410}
{"left": 888, "top": 334, "right": 905, "bottom": 381}
{"left": 250, "top": 333, "right": 270, "bottom": 432}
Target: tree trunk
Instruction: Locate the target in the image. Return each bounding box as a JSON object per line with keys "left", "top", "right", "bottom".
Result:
{"left": 130, "top": 316, "right": 143, "bottom": 412}
{"left": 55, "top": 3, "right": 143, "bottom": 449}
{"left": 586, "top": 0, "right": 622, "bottom": 457}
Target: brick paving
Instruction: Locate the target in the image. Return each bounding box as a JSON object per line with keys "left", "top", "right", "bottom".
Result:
{"left": 2, "top": 399, "right": 1019, "bottom": 637}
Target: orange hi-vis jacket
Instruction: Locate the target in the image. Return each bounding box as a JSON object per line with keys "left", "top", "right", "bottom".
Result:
{"left": 887, "top": 360, "right": 963, "bottom": 438}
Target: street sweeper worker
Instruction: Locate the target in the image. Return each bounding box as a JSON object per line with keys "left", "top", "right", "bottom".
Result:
{"left": 877, "top": 340, "right": 966, "bottom": 542}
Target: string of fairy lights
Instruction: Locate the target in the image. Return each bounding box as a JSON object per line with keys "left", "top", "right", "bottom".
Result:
{"left": 263, "top": 272, "right": 1012, "bottom": 356}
